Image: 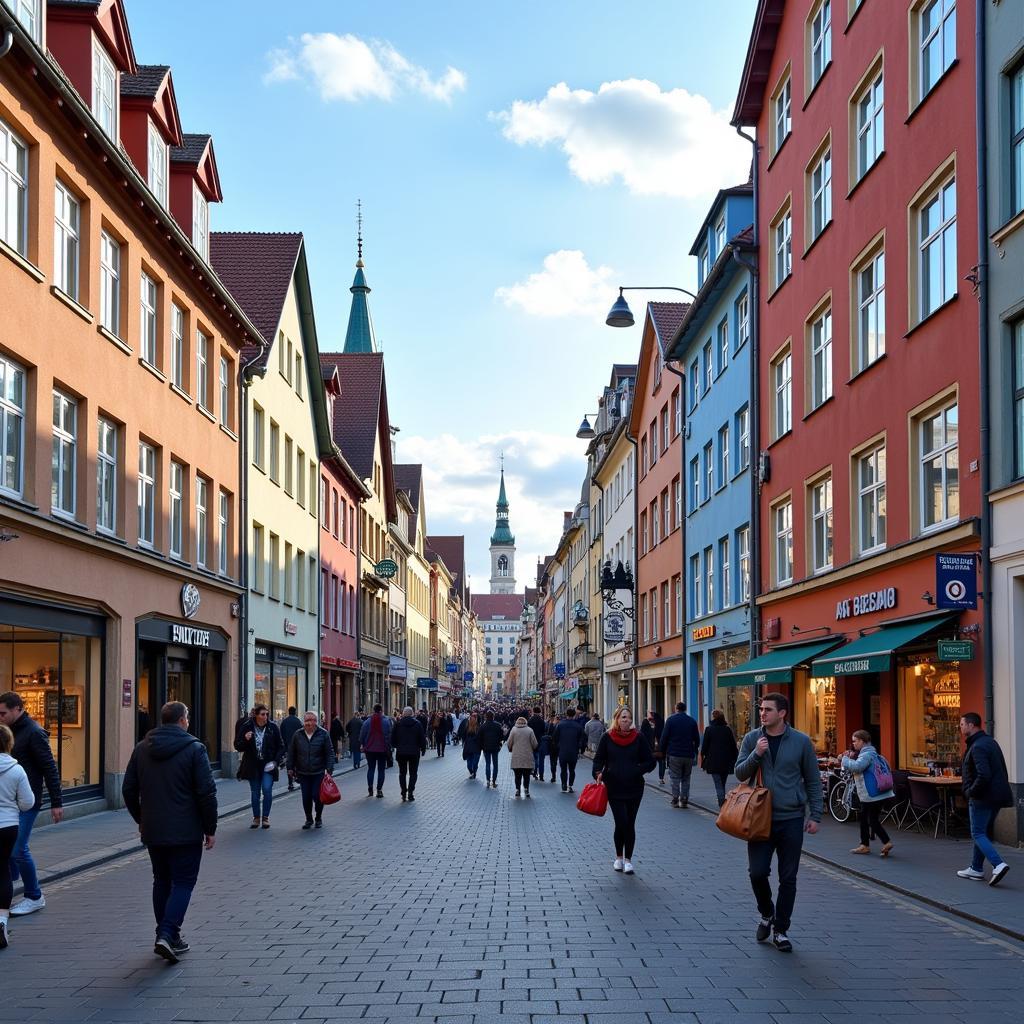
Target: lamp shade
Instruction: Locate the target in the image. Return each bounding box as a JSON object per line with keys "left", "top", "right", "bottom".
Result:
{"left": 576, "top": 416, "right": 596, "bottom": 440}
{"left": 606, "top": 292, "right": 635, "bottom": 328}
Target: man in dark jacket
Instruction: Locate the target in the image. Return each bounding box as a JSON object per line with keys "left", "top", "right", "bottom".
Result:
{"left": 329, "top": 715, "right": 345, "bottom": 758}
{"left": 346, "top": 711, "right": 365, "bottom": 770}
{"left": 957, "top": 713, "right": 1012, "bottom": 886}
{"left": 660, "top": 702, "right": 702, "bottom": 809}
{"left": 553, "top": 709, "right": 587, "bottom": 792}
{"left": 527, "top": 707, "right": 547, "bottom": 780}
{"left": 289, "top": 711, "right": 336, "bottom": 827}
{"left": 279, "top": 707, "right": 302, "bottom": 790}
{"left": 122, "top": 701, "right": 217, "bottom": 964}
{"left": 478, "top": 711, "right": 505, "bottom": 788}
{"left": 0, "top": 691, "right": 63, "bottom": 917}
{"left": 391, "top": 707, "right": 427, "bottom": 801}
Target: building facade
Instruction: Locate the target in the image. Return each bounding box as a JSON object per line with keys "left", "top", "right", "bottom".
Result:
{"left": 394, "top": 465, "right": 431, "bottom": 701}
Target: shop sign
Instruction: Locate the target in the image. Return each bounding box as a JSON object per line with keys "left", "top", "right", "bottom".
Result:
{"left": 284, "top": 619, "right": 298, "bottom": 636}
{"left": 417, "top": 678, "right": 438, "bottom": 690}
{"left": 254, "top": 643, "right": 270, "bottom": 660}
{"left": 463, "top": 671, "right": 474, "bottom": 682}
{"left": 389, "top": 655, "right": 407, "bottom": 677}
{"left": 938, "top": 640, "right": 974, "bottom": 662}
{"left": 445, "top": 662, "right": 459, "bottom": 674}
{"left": 274, "top": 647, "right": 306, "bottom": 665}
{"left": 180, "top": 583, "right": 201, "bottom": 620}
{"left": 604, "top": 611, "right": 626, "bottom": 644}
{"left": 171, "top": 623, "right": 212, "bottom": 647}
{"left": 936, "top": 553, "right": 978, "bottom": 610}
{"left": 554, "top": 663, "right": 566, "bottom": 679}
{"left": 122, "top": 678, "right": 132, "bottom": 708}
{"left": 375, "top": 558, "right": 399, "bottom": 579}
{"left": 835, "top": 587, "right": 897, "bottom": 620}
{"left": 692, "top": 624, "right": 717, "bottom": 642}
{"left": 338, "top": 659, "right": 359, "bottom": 670}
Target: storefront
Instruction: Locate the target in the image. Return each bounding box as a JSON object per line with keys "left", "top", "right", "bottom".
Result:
{"left": 388, "top": 655, "right": 408, "bottom": 714}
{"left": 136, "top": 617, "right": 226, "bottom": 766}
{"left": 0, "top": 595, "right": 104, "bottom": 800}
{"left": 635, "top": 659, "right": 683, "bottom": 722}
{"left": 253, "top": 642, "right": 309, "bottom": 723}
{"left": 711, "top": 645, "right": 756, "bottom": 739}
{"left": 321, "top": 658, "right": 358, "bottom": 725}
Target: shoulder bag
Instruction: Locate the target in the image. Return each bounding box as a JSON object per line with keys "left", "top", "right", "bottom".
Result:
{"left": 715, "top": 765, "right": 772, "bottom": 841}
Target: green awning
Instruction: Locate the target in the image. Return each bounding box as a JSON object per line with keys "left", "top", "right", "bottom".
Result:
{"left": 810, "top": 615, "right": 955, "bottom": 677}
{"left": 716, "top": 639, "right": 844, "bottom": 688}
{"left": 558, "top": 688, "right": 579, "bottom": 700}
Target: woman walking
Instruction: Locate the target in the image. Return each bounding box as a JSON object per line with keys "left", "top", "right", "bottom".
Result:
{"left": 842, "top": 730, "right": 895, "bottom": 857}
{"left": 478, "top": 711, "right": 505, "bottom": 788}
{"left": 359, "top": 704, "right": 393, "bottom": 798}
{"left": 234, "top": 703, "right": 284, "bottom": 829}
{"left": 0, "top": 724, "right": 33, "bottom": 949}
{"left": 287, "top": 711, "right": 335, "bottom": 829}
{"left": 700, "top": 709, "right": 739, "bottom": 808}
{"left": 507, "top": 716, "right": 538, "bottom": 799}
{"left": 592, "top": 707, "right": 656, "bottom": 875}
{"left": 459, "top": 712, "right": 482, "bottom": 779}
{"left": 546, "top": 713, "right": 560, "bottom": 782}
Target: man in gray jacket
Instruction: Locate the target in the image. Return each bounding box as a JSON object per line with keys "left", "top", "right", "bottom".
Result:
{"left": 734, "top": 692, "right": 822, "bottom": 953}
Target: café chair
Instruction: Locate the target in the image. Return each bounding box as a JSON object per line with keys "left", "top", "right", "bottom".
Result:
{"left": 906, "top": 778, "right": 943, "bottom": 837}
{"left": 881, "top": 769, "right": 912, "bottom": 830}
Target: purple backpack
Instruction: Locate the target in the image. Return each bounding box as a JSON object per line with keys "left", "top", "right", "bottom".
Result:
{"left": 865, "top": 752, "right": 893, "bottom": 796}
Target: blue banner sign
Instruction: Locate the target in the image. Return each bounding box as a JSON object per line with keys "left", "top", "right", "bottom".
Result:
{"left": 555, "top": 663, "right": 565, "bottom": 679}
{"left": 463, "top": 671, "right": 474, "bottom": 682}
{"left": 936, "top": 553, "right": 977, "bottom": 610}
{"left": 417, "top": 678, "right": 438, "bottom": 690}
{"left": 445, "top": 662, "right": 459, "bottom": 674}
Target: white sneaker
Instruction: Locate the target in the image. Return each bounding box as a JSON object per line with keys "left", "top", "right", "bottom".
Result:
{"left": 10, "top": 896, "right": 45, "bottom": 916}
{"left": 613, "top": 858, "right": 624, "bottom": 872}
{"left": 623, "top": 860, "right": 635, "bottom": 875}
{"left": 990, "top": 863, "right": 1010, "bottom": 887}
{"left": 957, "top": 867, "right": 985, "bottom": 879}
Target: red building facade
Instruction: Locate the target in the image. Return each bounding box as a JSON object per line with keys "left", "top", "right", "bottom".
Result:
{"left": 732, "top": 0, "right": 982, "bottom": 771}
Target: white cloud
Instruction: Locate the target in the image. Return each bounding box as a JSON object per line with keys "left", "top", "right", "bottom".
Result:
{"left": 265, "top": 33, "right": 467, "bottom": 104}
{"left": 495, "top": 250, "right": 615, "bottom": 319}
{"left": 494, "top": 78, "right": 749, "bottom": 198}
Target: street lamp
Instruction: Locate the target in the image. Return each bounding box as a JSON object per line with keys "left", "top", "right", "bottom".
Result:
{"left": 575, "top": 413, "right": 599, "bottom": 440}
{"left": 606, "top": 286, "right": 697, "bottom": 329}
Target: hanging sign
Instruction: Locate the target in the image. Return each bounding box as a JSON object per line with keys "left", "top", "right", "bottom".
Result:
{"left": 604, "top": 611, "right": 626, "bottom": 644}
{"left": 692, "top": 624, "right": 717, "bottom": 641}
{"left": 936, "top": 553, "right": 977, "bottom": 610}
{"left": 180, "top": 583, "right": 201, "bottom": 619}
{"left": 938, "top": 640, "right": 974, "bottom": 662}
{"left": 375, "top": 559, "right": 399, "bottom": 579}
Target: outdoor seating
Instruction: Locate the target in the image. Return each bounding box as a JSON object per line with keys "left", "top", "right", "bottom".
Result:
{"left": 906, "top": 778, "right": 943, "bottom": 837}
{"left": 882, "top": 769, "right": 912, "bottom": 830}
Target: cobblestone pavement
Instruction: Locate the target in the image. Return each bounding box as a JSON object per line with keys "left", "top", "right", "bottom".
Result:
{"left": 7, "top": 749, "right": 1024, "bottom": 1023}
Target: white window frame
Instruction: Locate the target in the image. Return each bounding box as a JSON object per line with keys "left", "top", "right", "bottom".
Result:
{"left": 773, "top": 347, "right": 793, "bottom": 439}
{"left": 0, "top": 118, "right": 28, "bottom": 255}
{"left": 738, "top": 405, "right": 751, "bottom": 471}
{"left": 810, "top": 145, "right": 833, "bottom": 239}
{"left": 856, "top": 70, "right": 884, "bottom": 180}
{"left": 703, "top": 441, "right": 713, "bottom": 503}
{"left": 15, "top": 0, "right": 40, "bottom": 42}
{"left": 54, "top": 181, "right": 80, "bottom": 301}
{"left": 196, "top": 330, "right": 209, "bottom": 409}
{"left": 810, "top": 0, "right": 832, "bottom": 88}
{"left": 773, "top": 75, "right": 792, "bottom": 154}
{"left": 269, "top": 422, "right": 279, "bottom": 483}
{"left": 253, "top": 523, "right": 265, "bottom": 593}
{"left": 810, "top": 475, "right": 833, "bottom": 574}
{"left": 689, "top": 457, "right": 699, "bottom": 513}
{"left": 252, "top": 405, "right": 265, "bottom": 469}
{"left": 705, "top": 545, "right": 715, "bottom": 614}
{"left": 195, "top": 476, "right": 208, "bottom": 567}
{"left": 147, "top": 119, "right": 168, "bottom": 205}
{"left": 140, "top": 272, "right": 158, "bottom": 366}
{"left": 810, "top": 306, "right": 833, "bottom": 410}
{"left": 856, "top": 248, "right": 886, "bottom": 371}
{"left": 919, "top": 400, "right": 959, "bottom": 532}
{"left": 219, "top": 355, "right": 230, "bottom": 426}
{"left": 138, "top": 442, "right": 156, "bottom": 548}
{"left": 919, "top": 0, "right": 956, "bottom": 101}
{"left": 97, "top": 416, "right": 117, "bottom": 535}
{"left": 51, "top": 390, "right": 77, "bottom": 519}
{"left": 718, "top": 317, "right": 729, "bottom": 373}
{"left": 738, "top": 525, "right": 751, "bottom": 602}
{"left": 218, "top": 490, "right": 229, "bottom": 575}
{"left": 857, "top": 443, "right": 887, "bottom": 555}
{"left": 703, "top": 341, "right": 713, "bottom": 394}
{"left": 737, "top": 291, "right": 750, "bottom": 350}
{"left": 91, "top": 37, "right": 118, "bottom": 139}
{"left": 674, "top": 476, "right": 682, "bottom": 527}
{"left": 918, "top": 175, "right": 957, "bottom": 320}
{"left": 718, "top": 424, "right": 729, "bottom": 488}
{"left": 714, "top": 216, "right": 726, "bottom": 257}
{"left": 193, "top": 183, "right": 209, "bottom": 261}
{"left": 774, "top": 500, "right": 794, "bottom": 586}
{"left": 171, "top": 304, "right": 185, "bottom": 389}
{"left": 99, "top": 231, "right": 121, "bottom": 336}
{"left": 720, "top": 536, "right": 731, "bottom": 608}
{"left": 690, "top": 554, "right": 702, "bottom": 619}
{"left": 169, "top": 460, "right": 184, "bottom": 559}
{"left": 774, "top": 208, "right": 792, "bottom": 288}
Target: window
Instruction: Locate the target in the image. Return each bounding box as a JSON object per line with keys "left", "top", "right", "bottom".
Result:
{"left": 219, "top": 356, "right": 230, "bottom": 426}
{"left": 138, "top": 443, "right": 156, "bottom": 548}
{"left": 195, "top": 475, "right": 209, "bottom": 567}
{"left": 269, "top": 422, "right": 280, "bottom": 484}
{"left": 855, "top": 70, "right": 884, "bottom": 181}
{"left": 169, "top": 461, "right": 184, "bottom": 558}
{"left": 269, "top": 533, "right": 280, "bottom": 599}
{"left": 919, "top": 399, "right": 959, "bottom": 530}
{"left": 140, "top": 272, "right": 158, "bottom": 366}
{"left": 193, "top": 184, "right": 209, "bottom": 261}
{"left": 738, "top": 525, "right": 751, "bottom": 602}
{"left": 286, "top": 340, "right": 293, "bottom": 385}
{"left": 54, "top": 182, "right": 80, "bottom": 301}
{"left": 737, "top": 292, "right": 750, "bottom": 351}
{"left": 855, "top": 245, "right": 886, "bottom": 371}
{"left": 703, "top": 341, "right": 713, "bottom": 393}
{"left": 309, "top": 555, "right": 317, "bottom": 613}
{"left": 650, "top": 420, "right": 658, "bottom": 465}
{"left": 810, "top": 1, "right": 832, "bottom": 89}
{"left": 690, "top": 555, "right": 702, "bottom": 618}
{"left": 640, "top": 438, "right": 648, "bottom": 476}
{"left": 810, "top": 305, "right": 833, "bottom": 410}
{"left": 51, "top": 390, "right": 76, "bottom": 518}
{"left": 810, "top": 475, "right": 833, "bottom": 573}
{"left": 772, "top": 345, "right": 793, "bottom": 439}
{"left": 717, "top": 318, "right": 729, "bottom": 374}
{"left": 309, "top": 462, "right": 317, "bottom": 518}
{"left": 919, "top": 0, "right": 956, "bottom": 101}
{"left": 196, "top": 331, "right": 209, "bottom": 409}
{"left": 252, "top": 405, "right": 265, "bottom": 469}
{"left": 698, "top": 245, "right": 709, "bottom": 283}
{"left": 661, "top": 407, "right": 669, "bottom": 453}
{"left": 148, "top": 121, "right": 168, "bottom": 205}
{"left": 674, "top": 476, "right": 682, "bottom": 527}
{"left": 715, "top": 216, "right": 726, "bottom": 258}
{"left": 1013, "top": 65, "right": 1024, "bottom": 217}
{"left": 99, "top": 232, "right": 121, "bottom": 335}
{"left": 650, "top": 500, "right": 659, "bottom": 546}
{"left": 809, "top": 144, "right": 832, "bottom": 240}
{"left": 0, "top": 118, "right": 27, "bottom": 255}
{"left": 772, "top": 202, "right": 792, "bottom": 289}
{"left": 253, "top": 523, "right": 265, "bottom": 592}
{"left": 857, "top": 443, "right": 887, "bottom": 553}
{"left": 640, "top": 510, "right": 648, "bottom": 554}
{"left": 171, "top": 304, "right": 185, "bottom": 390}
{"left": 672, "top": 388, "right": 681, "bottom": 435}
{"left": 218, "top": 491, "right": 229, "bottom": 575}
{"left": 662, "top": 582, "right": 671, "bottom": 636}
{"left": 720, "top": 537, "right": 731, "bottom": 608}
{"left": 772, "top": 72, "right": 792, "bottom": 155}
{"left": 689, "top": 359, "right": 700, "bottom": 410}
{"left": 284, "top": 436, "right": 293, "bottom": 494}
{"left": 689, "top": 457, "right": 699, "bottom": 513}
{"left": 737, "top": 405, "right": 750, "bottom": 471}
{"left": 718, "top": 424, "right": 729, "bottom": 488}
{"left": 297, "top": 448, "right": 305, "bottom": 508}
{"left": 917, "top": 173, "right": 957, "bottom": 320}
{"left": 331, "top": 489, "right": 339, "bottom": 535}
{"left": 91, "top": 38, "right": 117, "bottom": 139}
{"left": 705, "top": 545, "right": 715, "bottom": 614}
{"left": 674, "top": 575, "right": 683, "bottom": 630}
{"left": 774, "top": 499, "right": 794, "bottom": 586}
{"left": 295, "top": 352, "right": 303, "bottom": 399}
{"left": 703, "top": 442, "right": 713, "bottom": 502}
{"left": 640, "top": 593, "right": 649, "bottom": 642}
{"left": 663, "top": 489, "right": 671, "bottom": 537}
{"left": 1014, "top": 323, "right": 1024, "bottom": 479}
{"left": 97, "top": 417, "right": 117, "bottom": 534}
{"left": 14, "top": 0, "right": 40, "bottom": 42}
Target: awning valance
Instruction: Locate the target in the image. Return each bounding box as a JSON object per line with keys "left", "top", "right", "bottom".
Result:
{"left": 558, "top": 688, "right": 579, "bottom": 700}
{"left": 810, "top": 615, "right": 956, "bottom": 677}
{"left": 717, "top": 639, "right": 844, "bottom": 688}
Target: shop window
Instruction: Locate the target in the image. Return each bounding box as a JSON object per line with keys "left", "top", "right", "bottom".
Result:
{"left": 801, "top": 675, "right": 837, "bottom": 754}
{"left": 899, "top": 656, "right": 961, "bottom": 770}
{"left": 714, "top": 647, "right": 754, "bottom": 738}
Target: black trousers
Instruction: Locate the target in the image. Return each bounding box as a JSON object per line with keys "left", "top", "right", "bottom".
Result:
{"left": 548, "top": 748, "right": 558, "bottom": 778}
{"left": 609, "top": 797, "right": 642, "bottom": 858}
{"left": 747, "top": 817, "right": 804, "bottom": 933}
{"left": 559, "top": 754, "right": 579, "bottom": 788}
{"left": 859, "top": 800, "right": 891, "bottom": 846}
{"left": 0, "top": 824, "right": 19, "bottom": 909}
{"left": 298, "top": 771, "right": 325, "bottom": 821}
{"left": 513, "top": 767, "right": 531, "bottom": 793}
{"left": 397, "top": 754, "right": 420, "bottom": 794}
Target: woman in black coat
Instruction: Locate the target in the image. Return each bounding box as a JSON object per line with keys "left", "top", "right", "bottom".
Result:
{"left": 592, "top": 706, "right": 656, "bottom": 874}
{"left": 459, "top": 712, "right": 483, "bottom": 779}
{"left": 700, "top": 709, "right": 739, "bottom": 807}
{"left": 234, "top": 704, "right": 284, "bottom": 829}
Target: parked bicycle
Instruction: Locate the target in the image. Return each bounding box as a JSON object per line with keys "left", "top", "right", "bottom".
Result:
{"left": 822, "top": 763, "right": 856, "bottom": 822}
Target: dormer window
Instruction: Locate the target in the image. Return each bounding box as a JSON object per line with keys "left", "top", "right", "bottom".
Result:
{"left": 192, "top": 183, "right": 208, "bottom": 260}
{"left": 148, "top": 120, "right": 168, "bottom": 205}
{"left": 715, "top": 216, "right": 726, "bottom": 258}
{"left": 698, "top": 244, "right": 709, "bottom": 285}
{"left": 92, "top": 38, "right": 118, "bottom": 139}
{"left": 16, "top": 0, "right": 41, "bottom": 43}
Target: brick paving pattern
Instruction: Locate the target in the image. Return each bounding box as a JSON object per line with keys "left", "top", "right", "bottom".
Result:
{"left": 6, "top": 750, "right": 1024, "bottom": 1023}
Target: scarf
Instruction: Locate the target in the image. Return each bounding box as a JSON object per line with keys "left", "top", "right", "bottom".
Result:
{"left": 607, "top": 727, "right": 639, "bottom": 747}
{"left": 254, "top": 724, "right": 266, "bottom": 758}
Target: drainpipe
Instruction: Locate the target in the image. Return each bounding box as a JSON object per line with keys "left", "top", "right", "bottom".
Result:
{"left": 664, "top": 358, "right": 689, "bottom": 717}
{"left": 975, "top": 3, "right": 994, "bottom": 735}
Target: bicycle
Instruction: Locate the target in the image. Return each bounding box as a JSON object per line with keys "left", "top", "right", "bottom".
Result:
{"left": 826, "top": 765, "right": 856, "bottom": 822}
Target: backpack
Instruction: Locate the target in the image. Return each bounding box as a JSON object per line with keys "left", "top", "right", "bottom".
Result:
{"left": 864, "top": 751, "right": 893, "bottom": 797}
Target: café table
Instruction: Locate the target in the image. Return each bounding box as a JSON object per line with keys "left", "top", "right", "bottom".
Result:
{"left": 910, "top": 775, "right": 965, "bottom": 837}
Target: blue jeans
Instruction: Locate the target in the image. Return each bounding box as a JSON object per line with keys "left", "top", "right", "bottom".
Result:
{"left": 9, "top": 808, "right": 41, "bottom": 901}
{"left": 533, "top": 748, "right": 544, "bottom": 776}
{"left": 747, "top": 816, "right": 805, "bottom": 934}
{"left": 483, "top": 750, "right": 499, "bottom": 781}
{"left": 351, "top": 747, "right": 362, "bottom": 769}
{"left": 466, "top": 751, "right": 481, "bottom": 775}
{"left": 249, "top": 773, "right": 274, "bottom": 818}
{"left": 149, "top": 843, "right": 203, "bottom": 941}
{"left": 366, "top": 752, "right": 387, "bottom": 791}
{"left": 969, "top": 803, "right": 1005, "bottom": 871}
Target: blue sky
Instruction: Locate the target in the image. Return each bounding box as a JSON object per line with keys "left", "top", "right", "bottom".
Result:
{"left": 126, "top": 0, "right": 758, "bottom": 586}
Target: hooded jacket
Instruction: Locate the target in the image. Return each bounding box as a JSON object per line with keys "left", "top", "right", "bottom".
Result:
{"left": 10, "top": 712, "right": 62, "bottom": 811}
{"left": 392, "top": 716, "right": 428, "bottom": 757}
{"left": 506, "top": 720, "right": 539, "bottom": 769}
{"left": 0, "top": 753, "right": 34, "bottom": 829}
{"left": 122, "top": 725, "right": 218, "bottom": 846}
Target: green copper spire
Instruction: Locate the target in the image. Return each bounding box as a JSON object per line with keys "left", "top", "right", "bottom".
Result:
{"left": 343, "top": 204, "right": 377, "bottom": 354}
{"left": 490, "top": 468, "right": 515, "bottom": 545}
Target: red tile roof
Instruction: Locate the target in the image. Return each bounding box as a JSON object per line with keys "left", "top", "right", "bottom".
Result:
{"left": 649, "top": 301, "right": 690, "bottom": 347}
{"left": 471, "top": 593, "right": 525, "bottom": 620}
{"left": 320, "top": 352, "right": 385, "bottom": 483}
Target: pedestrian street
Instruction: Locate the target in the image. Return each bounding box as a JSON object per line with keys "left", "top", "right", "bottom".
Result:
{"left": 7, "top": 750, "right": 1024, "bottom": 1024}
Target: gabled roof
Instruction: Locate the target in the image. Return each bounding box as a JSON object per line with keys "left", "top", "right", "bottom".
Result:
{"left": 393, "top": 464, "right": 423, "bottom": 543}
{"left": 732, "top": 0, "right": 786, "bottom": 127}
{"left": 649, "top": 301, "right": 689, "bottom": 349}
{"left": 689, "top": 180, "right": 754, "bottom": 255}
{"left": 171, "top": 133, "right": 223, "bottom": 202}
{"left": 610, "top": 363, "right": 638, "bottom": 388}
{"left": 50, "top": 0, "right": 138, "bottom": 74}
{"left": 427, "top": 536, "right": 469, "bottom": 601}
{"left": 628, "top": 302, "right": 690, "bottom": 436}
{"left": 121, "top": 65, "right": 183, "bottom": 146}
{"left": 472, "top": 594, "right": 525, "bottom": 621}
{"left": 120, "top": 64, "right": 168, "bottom": 98}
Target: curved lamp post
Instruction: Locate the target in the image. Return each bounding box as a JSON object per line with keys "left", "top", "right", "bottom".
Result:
{"left": 606, "top": 286, "right": 697, "bottom": 329}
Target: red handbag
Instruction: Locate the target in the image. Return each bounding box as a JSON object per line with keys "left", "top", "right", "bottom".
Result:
{"left": 319, "top": 774, "right": 341, "bottom": 805}
{"left": 576, "top": 781, "right": 609, "bottom": 817}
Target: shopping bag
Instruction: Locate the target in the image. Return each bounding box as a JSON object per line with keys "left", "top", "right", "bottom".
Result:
{"left": 319, "top": 773, "right": 341, "bottom": 805}
{"left": 576, "top": 781, "right": 609, "bottom": 817}
{"left": 716, "top": 767, "right": 772, "bottom": 841}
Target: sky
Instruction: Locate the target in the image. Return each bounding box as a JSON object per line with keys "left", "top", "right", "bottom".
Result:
{"left": 125, "top": 0, "right": 759, "bottom": 590}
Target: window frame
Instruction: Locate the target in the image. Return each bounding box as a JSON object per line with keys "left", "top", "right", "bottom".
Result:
{"left": 218, "top": 490, "right": 229, "bottom": 576}
{"left": 853, "top": 62, "right": 884, "bottom": 183}
{"left": 147, "top": 119, "right": 169, "bottom": 206}
{"left": 53, "top": 181, "right": 80, "bottom": 301}
{"left": 808, "top": 0, "right": 833, "bottom": 92}
{"left": 1013, "top": 321, "right": 1024, "bottom": 480}
{"left": 703, "top": 441, "right": 713, "bottom": 504}
{"left": 736, "top": 291, "right": 750, "bottom": 351}
{"left": 718, "top": 423, "right": 730, "bottom": 489}
{"left": 738, "top": 525, "right": 751, "bottom": 602}
{"left": 770, "top": 66, "right": 792, "bottom": 158}
{"left": 1012, "top": 63, "right": 1024, "bottom": 218}
{"left": 192, "top": 183, "right": 209, "bottom": 261}
{"left": 854, "top": 438, "right": 887, "bottom": 556}
{"left": 171, "top": 303, "right": 185, "bottom": 390}
{"left": 138, "top": 442, "right": 156, "bottom": 549}
{"left": 704, "top": 545, "right": 715, "bottom": 615}
{"left": 770, "top": 341, "right": 793, "bottom": 440}
{"left": 169, "top": 459, "right": 184, "bottom": 559}
{"left": 809, "top": 472, "right": 834, "bottom": 574}
{"left": 96, "top": 416, "right": 117, "bottom": 535}
{"left": 140, "top": 271, "right": 158, "bottom": 367}
{"left": 770, "top": 197, "right": 793, "bottom": 291}
{"left": 807, "top": 136, "right": 833, "bottom": 244}
{"left": 51, "top": 389, "right": 77, "bottom": 520}
{"left": 914, "top": 168, "right": 957, "bottom": 323}
{"left": 915, "top": 395, "right": 959, "bottom": 534}
{"left": 917, "top": 0, "right": 957, "bottom": 105}
{"left": 808, "top": 299, "right": 833, "bottom": 411}
{"left": 851, "top": 233, "right": 886, "bottom": 374}
{"left": 737, "top": 405, "right": 751, "bottom": 472}
{"left": 773, "top": 497, "right": 794, "bottom": 587}
{"left": 218, "top": 355, "right": 230, "bottom": 426}
{"left": 99, "top": 230, "right": 121, "bottom": 336}
{"left": 91, "top": 36, "right": 118, "bottom": 139}
{"left": 0, "top": 118, "right": 29, "bottom": 256}
{"left": 720, "top": 535, "right": 731, "bottom": 609}
{"left": 195, "top": 475, "right": 208, "bottom": 567}
{"left": 195, "top": 329, "right": 210, "bottom": 410}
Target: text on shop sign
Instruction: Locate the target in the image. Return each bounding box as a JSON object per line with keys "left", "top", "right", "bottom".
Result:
{"left": 172, "top": 624, "right": 212, "bottom": 647}
{"left": 832, "top": 659, "right": 871, "bottom": 674}
{"left": 836, "top": 587, "right": 897, "bottom": 620}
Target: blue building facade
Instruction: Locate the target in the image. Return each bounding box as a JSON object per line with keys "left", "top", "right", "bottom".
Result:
{"left": 666, "top": 183, "right": 756, "bottom": 736}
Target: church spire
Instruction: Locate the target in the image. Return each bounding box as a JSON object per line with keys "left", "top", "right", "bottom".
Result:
{"left": 343, "top": 200, "right": 377, "bottom": 354}
{"left": 490, "top": 466, "right": 514, "bottom": 545}
{"left": 489, "top": 460, "right": 516, "bottom": 594}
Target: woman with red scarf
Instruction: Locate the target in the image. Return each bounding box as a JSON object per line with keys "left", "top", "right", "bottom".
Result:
{"left": 592, "top": 707, "right": 656, "bottom": 875}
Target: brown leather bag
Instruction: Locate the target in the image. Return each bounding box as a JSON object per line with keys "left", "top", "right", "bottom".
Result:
{"left": 716, "top": 765, "right": 772, "bottom": 841}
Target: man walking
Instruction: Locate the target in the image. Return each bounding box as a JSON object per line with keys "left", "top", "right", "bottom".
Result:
{"left": 391, "top": 707, "right": 427, "bottom": 802}
{"left": 660, "top": 702, "right": 701, "bottom": 808}
{"left": 346, "top": 710, "right": 364, "bottom": 770}
{"left": 584, "top": 712, "right": 606, "bottom": 755}
{"left": 279, "top": 707, "right": 302, "bottom": 791}
{"left": 0, "top": 691, "right": 62, "bottom": 917}
{"left": 122, "top": 701, "right": 217, "bottom": 964}
{"left": 329, "top": 714, "right": 345, "bottom": 760}
{"left": 527, "top": 707, "right": 547, "bottom": 779}
{"left": 553, "top": 709, "right": 587, "bottom": 793}
{"left": 957, "top": 712, "right": 1012, "bottom": 886}
{"left": 734, "top": 692, "right": 822, "bottom": 953}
